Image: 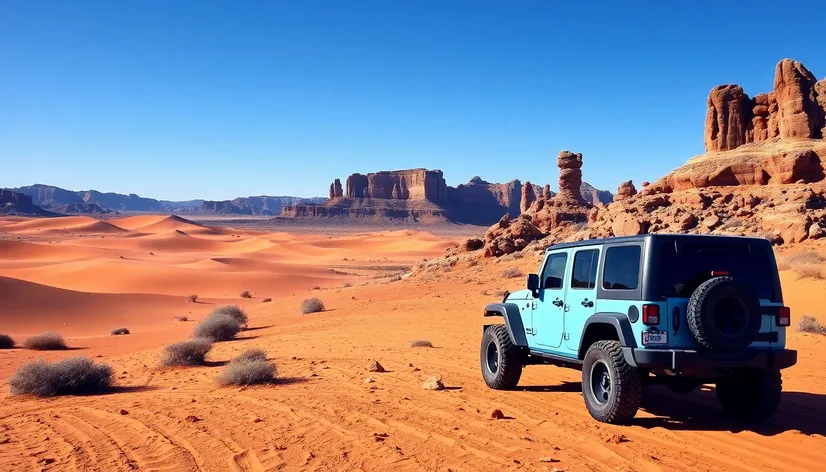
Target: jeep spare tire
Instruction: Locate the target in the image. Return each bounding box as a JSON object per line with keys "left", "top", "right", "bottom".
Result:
{"left": 686, "top": 276, "right": 761, "bottom": 353}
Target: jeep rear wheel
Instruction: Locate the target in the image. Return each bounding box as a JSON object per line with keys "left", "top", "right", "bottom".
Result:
{"left": 716, "top": 369, "right": 782, "bottom": 422}
{"left": 480, "top": 325, "right": 522, "bottom": 390}
{"left": 582, "top": 340, "right": 642, "bottom": 424}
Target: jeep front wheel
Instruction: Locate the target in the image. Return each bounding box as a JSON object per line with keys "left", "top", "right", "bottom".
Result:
{"left": 716, "top": 369, "right": 782, "bottom": 421}
{"left": 582, "top": 340, "right": 642, "bottom": 424}
{"left": 480, "top": 325, "right": 522, "bottom": 390}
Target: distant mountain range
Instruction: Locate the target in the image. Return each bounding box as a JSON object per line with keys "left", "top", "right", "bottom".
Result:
{"left": 8, "top": 184, "right": 325, "bottom": 215}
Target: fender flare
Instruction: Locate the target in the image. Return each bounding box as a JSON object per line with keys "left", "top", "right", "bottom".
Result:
{"left": 484, "top": 303, "right": 528, "bottom": 347}
{"left": 577, "top": 313, "right": 638, "bottom": 359}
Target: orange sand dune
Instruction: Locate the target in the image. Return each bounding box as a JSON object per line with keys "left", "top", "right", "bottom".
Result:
{"left": 110, "top": 214, "right": 225, "bottom": 235}
{"left": 0, "top": 239, "right": 98, "bottom": 261}
{"left": 0, "top": 276, "right": 198, "bottom": 336}
{"left": 0, "top": 216, "right": 126, "bottom": 234}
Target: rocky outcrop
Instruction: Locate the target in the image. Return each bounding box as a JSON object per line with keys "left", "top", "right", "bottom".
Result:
{"left": 520, "top": 181, "right": 536, "bottom": 214}
{"left": 329, "top": 179, "right": 343, "bottom": 199}
{"left": 704, "top": 59, "right": 826, "bottom": 152}
{"left": 281, "top": 197, "right": 449, "bottom": 222}
{"left": 0, "top": 190, "right": 60, "bottom": 216}
{"left": 50, "top": 203, "right": 112, "bottom": 215}
{"left": 614, "top": 180, "right": 637, "bottom": 201}
{"left": 580, "top": 182, "right": 613, "bottom": 205}
{"left": 542, "top": 184, "right": 552, "bottom": 199}
{"left": 356, "top": 169, "right": 448, "bottom": 201}
{"left": 556, "top": 151, "right": 586, "bottom": 204}
{"left": 774, "top": 59, "right": 821, "bottom": 139}
{"left": 200, "top": 196, "right": 324, "bottom": 215}
{"left": 346, "top": 173, "right": 369, "bottom": 198}
{"left": 705, "top": 85, "right": 751, "bottom": 152}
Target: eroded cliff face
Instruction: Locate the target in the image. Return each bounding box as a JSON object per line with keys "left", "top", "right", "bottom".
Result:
{"left": 705, "top": 59, "right": 826, "bottom": 152}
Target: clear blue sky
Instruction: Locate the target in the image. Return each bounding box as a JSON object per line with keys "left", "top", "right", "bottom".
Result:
{"left": 1, "top": 1, "right": 823, "bottom": 201}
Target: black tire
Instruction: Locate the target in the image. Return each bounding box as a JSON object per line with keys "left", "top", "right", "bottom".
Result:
{"left": 581, "top": 340, "right": 642, "bottom": 424}
{"left": 687, "top": 276, "right": 761, "bottom": 354}
{"left": 716, "top": 369, "right": 782, "bottom": 422}
{"left": 480, "top": 325, "right": 523, "bottom": 390}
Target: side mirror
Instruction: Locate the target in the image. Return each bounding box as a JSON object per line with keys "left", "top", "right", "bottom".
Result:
{"left": 527, "top": 273, "right": 539, "bottom": 297}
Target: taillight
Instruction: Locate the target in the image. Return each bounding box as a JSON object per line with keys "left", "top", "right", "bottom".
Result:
{"left": 711, "top": 270, "right": 729, "bottom": 277}
{"left": 777, "top": 306, "right": 791, "bottom": 327}
{"left": 642, "top": 304, "right": 660, "bottom": 325}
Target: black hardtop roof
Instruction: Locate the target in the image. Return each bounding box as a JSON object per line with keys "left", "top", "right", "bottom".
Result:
{"left": 544, "top": 233, "right": 770, "bottom": 253}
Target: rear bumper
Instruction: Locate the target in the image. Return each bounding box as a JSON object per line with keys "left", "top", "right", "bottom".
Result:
{"left": 622, "top": 347, "right": 797, "bottom": 375}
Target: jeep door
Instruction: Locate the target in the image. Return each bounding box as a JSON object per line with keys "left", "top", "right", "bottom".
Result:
{"left": 531, "top": 249, "right": 569, "bottom": 350}
{"left": 563, "top": 246, "right": 601, "bottom": 352}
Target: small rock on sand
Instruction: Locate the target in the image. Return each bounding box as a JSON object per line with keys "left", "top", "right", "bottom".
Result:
{"left": 490, "top": 409, "right": 505, "bottom": 419}
{"left": 422, "top": 376, "right": 444, "bottom": 390}
{"left": 367, "top": 360, "right": 386, "bottom": 373}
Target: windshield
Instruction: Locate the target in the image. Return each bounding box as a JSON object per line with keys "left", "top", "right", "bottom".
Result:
{"left": 659, "top": 241, "right": 776, "bottom": 299}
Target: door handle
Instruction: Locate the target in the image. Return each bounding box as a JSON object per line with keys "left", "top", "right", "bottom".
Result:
{"left": 552, "top": 298, "right": 564, "bottom": 307}
{"left": 581, "top": 299, "right": 594, "bottom": 308}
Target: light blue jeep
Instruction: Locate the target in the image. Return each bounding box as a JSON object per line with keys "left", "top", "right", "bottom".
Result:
{"left": 481, "top": 234, "right": 797, "bottom": 424}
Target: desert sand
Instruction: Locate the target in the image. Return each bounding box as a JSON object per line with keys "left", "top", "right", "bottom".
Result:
{"left": 1, "top": 215, "right": 826, "bottom": 471}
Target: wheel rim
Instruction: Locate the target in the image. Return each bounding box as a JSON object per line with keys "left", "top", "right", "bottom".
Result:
{"left": 486, "top": 339, "right": 499, "bottom": 375}
{"left": 590, "top": 360, "right": 612, "bottom": 406}
{"left": 712, "top": 297, "right": 749, "bottom": 337}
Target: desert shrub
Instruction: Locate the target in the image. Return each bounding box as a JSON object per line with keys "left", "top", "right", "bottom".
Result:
{"left": 192, "top": 314, "right": 241, "bottom": 341}
{"left": 186, "top": 294, "right": 198, "bottom": 303}
{"left": 502, "top": 267, "right": 523, "bottom": 278}
{"left": 240, "top": 290, "right": 252, "bottom": 298}
{"left": 342, "top": 282, "right": 353, "bottom": 288}
{"left": 110, "top": 328, "right": 130, "bottom": 335}
{"left": 9, "top": 357, "right": 113, "bottom": 396}
{"left": 261, "top": 297, "right": 272, "bottom": 303}
{"left": 301, "top": 297, "right": 325, "bottom": 314}
{"left": 0, "top": 334, "right": 15, "bottom": 349}
{"left": 493, "top": 289, "right": 509, "bottom": 297}
{"left": 217, "top": 359, "right": 276, "bottom": 386}
{"left": 175, "top": 315, "right": 189, "bottom": 322}
{"left": 797, "top": 315, "right": 826, "bottom": 335}
{"left": 796, "top": 265, "right": 825, "bottom": 280}
{"left": 778, "top": 250, "right": 826, "bottom": 271}
{"left": 468, "top": 259, "right": 478, "bottom": 267}
{"left": 23, "top": 332, "right": 67, "bottom": 351}
{"left": 389, "top": 275, "right": 402, "bottom": 282}
{"left": 410, "top": 339, "right": 433, "bottom": 348}
{"left": 210, "top": 305, "right": 248, "bottom": 326}
{"left": 161, "top": 338, "right": 213, "bottom": 366}
{"left": 234, "top": 348, "right": 267, "bottom": 362}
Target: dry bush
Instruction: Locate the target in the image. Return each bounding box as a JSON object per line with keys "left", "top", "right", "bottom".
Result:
{"left": 175, "top": 315, "right": 189, "bottom": 322}
{"left": 234, "top": 348, "right": 267, "bottom": 362}
{"left": 9, "top": 357, "right": 113, "bottom": 396}
{"left": 161, "top": 338, "right": 213, "bottom": 366}
{"left": 312, "top": 285, "right": 321, "bottom": 290}
{"left": 797, "top": 315, "right": 826, "bottom": 335}
{"left": 502, "top": 267, "right": 523, "bottom": 278}
{"left": 23, "top": 332, "right": 67, "bottom": 351}
{"left": 186, "top": 294, "right": 198, "bottom": 303}
{"left": 492, "top": 289, "right": 509, "bottom": 297}
{"left": 210, "top": 305, "right": 248, "bottom": 326}
{"left": 0, "top": 334, "right": 15, "bottom": 349}
{"left": 410, "top": 340, "right": 433, "bottom": 348}
{"left": 192, "top": 314, "right": 241, "bottom": 341}
{"left": 389, "top": 275, "right": 402, "bottom": 282}
{"left": 301, "top": 297, "right": 325, "bottom": 314}
{"left": 261, "top": 297, "right": 272, "bottom": 303}
{"left": 240, "top": 290, "right": 252, "bottom": 298}
{"left": 777, "top": 251, "right": 826, "bottom": 271}
{"left": 110, "top": 328, "right": 130, "bottom": 336}
{"left": 796, "top": 265, "right": 825, "bottom": 279}
{"left": 468, "top": 259, "right": 478, "bottom": 267}
{"left": 342, "top": 282, "right": 353, "bottom": 288}
{"left": 217, "top": 359, "right": 276, "bottom": 386}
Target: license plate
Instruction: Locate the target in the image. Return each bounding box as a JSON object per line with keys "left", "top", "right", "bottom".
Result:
{"left": 642, "top": 330, "right": 668, "bottom": 345}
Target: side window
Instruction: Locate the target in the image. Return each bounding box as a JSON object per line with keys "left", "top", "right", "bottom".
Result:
{"left": 571, "top": 249, "right": 598, "bottom": 289}
{"left": 602, "top": 246, "right": 641, "bottom": 290}
{"left": 541, "top": 253, "right": 568, "bottom": 290}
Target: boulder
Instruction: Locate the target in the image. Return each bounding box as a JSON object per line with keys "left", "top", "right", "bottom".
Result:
{"left": 614, "top": 180, "right": 637, "bottom": 201}
{"left": 422, "top": 375, "right": 445, "bottom": 391}
{"left": 611, "top": 213, "right": 647, "bottom": 237}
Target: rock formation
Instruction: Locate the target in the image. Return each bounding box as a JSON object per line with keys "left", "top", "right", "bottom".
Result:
{"left": 0, "top": 190, "right": 60, "bottom": 216}
{"left": 556, "top": 151, "right": 586, "bottom": 204}
{"left": 704, "top": 59, "right": 826, "bottom": 152}
{"left": 614, "top": 180, "right": 637, "bottom": 201}
{"left": 329, "top": 179, "right": 343, "bottom": 199}
{"left": 520, "top": 181, "right": 536, "bottom": 213}
{"left": 542, "top": 184, "right": 552, "bottom": 199}
{"left": 580, "top": 182, "right": 613, "bottom": 205}
{"left": 346, "top": 173, "right": 369, "bottom": 198}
